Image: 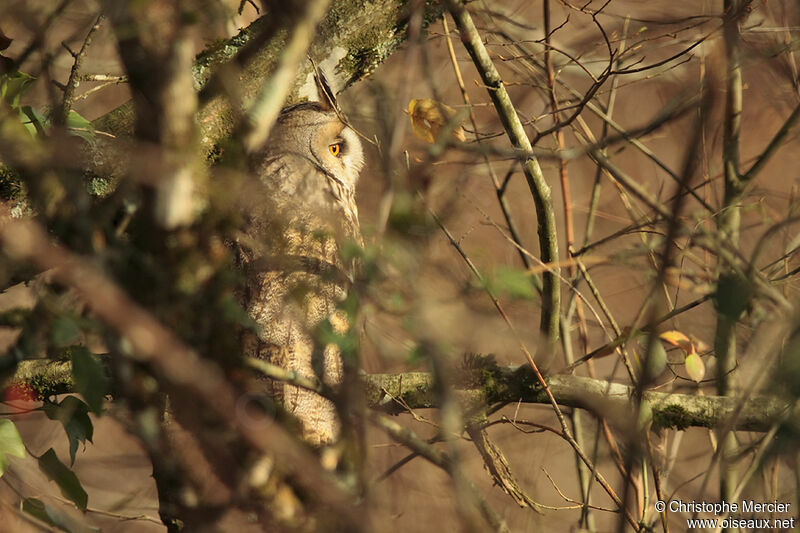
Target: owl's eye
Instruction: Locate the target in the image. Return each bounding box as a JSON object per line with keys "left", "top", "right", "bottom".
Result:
{"left": 329, "top": 143, "right": 342, "bottom": 157}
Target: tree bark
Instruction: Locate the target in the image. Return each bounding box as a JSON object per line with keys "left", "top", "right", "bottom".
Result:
{"left": 93, "top": 0, "right": 444, "bottom": 149}
{"left": 8, "top": 359, "right": 791, "bottom": 433}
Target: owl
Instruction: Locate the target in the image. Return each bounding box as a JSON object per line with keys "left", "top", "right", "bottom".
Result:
{"left": 238, "top": 81, "right": 364, "bottom": 446}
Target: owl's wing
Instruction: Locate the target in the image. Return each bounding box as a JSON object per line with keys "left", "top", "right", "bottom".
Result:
{"left": 240, "top": 226, "right": 351, "bottom": 446}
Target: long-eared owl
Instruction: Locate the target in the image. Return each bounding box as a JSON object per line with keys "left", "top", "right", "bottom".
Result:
{"left": 238, "top": 79, "right": 363, "bottom": 446}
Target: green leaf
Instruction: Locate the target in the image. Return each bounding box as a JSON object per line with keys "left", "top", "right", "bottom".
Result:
{"left": 714, "top": 272, "right": 753, "bottom": 320}
{"left": 70, "top": 347, "right": 108, "bottom": 414}
{"left": 637, "top": 401, "right": 653, "bottom": 432}
{"left": 20, "top": 105, "right": 48, "bottom": 136}
{"left": 219, "top": 293, "right": 259, "bottom": 330}
{"left": 316, "top": 318, "right": 357, "bottom": 358}
{"left": 65, "top": 110, "right": 91, "bottom": 130}
{"left": 684, "top": 352, "right": 706, "bottom": 383}
{"left": 485, "top": 266, "right": 536, "bottom": 300}
{"left": 338, "top": 290, "right": 360, "bottom": 321}
{"left": 66, "top": 110, "right": 95, "bottom": 142}
{"left": 406, "top": 344, "right": 425, "bottom": 365}
{"left": 42, "top": 397, "right": 93, "bottom": 466}
{"left": 644, "top": 340, "right": 668, "bottom": 381}
{"left": 0, "top": 71, "right": 35, "bottom": 107}
{"left": 37, "top": 448, "right": 88, "bottom": 510}
{"left": 340, "top": 240, "right": 364, "bottom": 263}
{"left": 23, "top": 498, "right": 100, "bottom": 533}
{"left": 21, "top": 498, "right": 49, "bottom": 524}
{"left": 0, "top": 418, "right": 26, "bottom": 477}
{"left": 51, "top": 316, "right": 82, "bottom": 348}
{"left": 388, "top": 191, "right": 433, "bottom": 235}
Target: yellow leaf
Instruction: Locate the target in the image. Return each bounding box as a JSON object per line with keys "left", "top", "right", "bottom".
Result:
{"left": 659, "top": 330, "right": 694, "bottom": 353}
{"left": 408, "top": 98, "right": 466, "bottom": 144}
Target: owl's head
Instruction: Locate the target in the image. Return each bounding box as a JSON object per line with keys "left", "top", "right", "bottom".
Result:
{"left": 253, "top": 102, "right": 364, "bottom": 219}
{"left": 250, "top": 70, "right": 364, "bottom": 243}
{"left": 273, "top": 102, "right": 363, "bottom": 188}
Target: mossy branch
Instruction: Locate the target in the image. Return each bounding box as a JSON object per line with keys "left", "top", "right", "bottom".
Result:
{"left": 92, "top": 0, "right": 444, "bottom": 151}
{"left": 7, "top": 358, "right": 791, "bottom": 433}
{"left": 2, "top": 1, "right": 446, "bottom": 207}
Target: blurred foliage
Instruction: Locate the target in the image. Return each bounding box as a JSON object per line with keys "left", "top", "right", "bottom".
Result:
{"left": 483, "top": 266, "right": 537, "bottom": 301}
{"left": 23, "top": 497, "right": 100, "bottom": 533}
{"left": 43, "top": 396, "right": 93, "bottom": 466}
{"left": 37, "top": 448, "right": 88, "bottom": 510}
{"left": 0, "top": 419, "right": 25, "bottom": 477}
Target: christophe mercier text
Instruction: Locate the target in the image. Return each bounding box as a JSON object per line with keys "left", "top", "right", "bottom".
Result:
{"left": 669, "top": 499, "right": 791, "bottom": 515}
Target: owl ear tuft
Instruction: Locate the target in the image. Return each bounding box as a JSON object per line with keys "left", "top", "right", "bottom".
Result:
{"left": 311, "top": 62, "right": 340, "bottom": 114}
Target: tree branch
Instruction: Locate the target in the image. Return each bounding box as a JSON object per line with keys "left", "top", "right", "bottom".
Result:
{"left": 7, "top": 358, "right": 792, "bottom": 433}
{"left": 443, "top": 0, "right": 560, "bottom": 354}
{"left": 92, "top": 0, "right": 444, "bottom": 151}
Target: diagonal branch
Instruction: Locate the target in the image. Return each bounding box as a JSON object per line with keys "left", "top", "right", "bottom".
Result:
{"left": 92, "top": 0, "right": 445, "bottom": 154}
{"left": 444, "top": 0, "right": 560, "bottom": 355}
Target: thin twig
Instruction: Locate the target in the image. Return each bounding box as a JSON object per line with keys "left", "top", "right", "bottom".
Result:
{"left": 429, "top": 207, "right": 637, "bottom": 528}
{"left": 11, "top": 0, "right": 73, "bottom": 71}
{"left": 56, "top": 14, "right": 104, "bottom": 124}
{"left": 371, "top": 414, "right": 510, "bottom": 533}
{"left": 742, "top": 101, "right": 800, "bottom": 182}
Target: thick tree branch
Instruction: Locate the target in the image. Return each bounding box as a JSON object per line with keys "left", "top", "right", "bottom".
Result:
{"left": 92, "top": 0, "right": 443, "bottom": 151}
{"left": 67, "top": 0, "right": 444, "bottom": 201}
{"left": 717, "top": 0, "right": 747, "bottom": 507}
{"left": 7, "top": 359, "right": 792, "bottom": 433}
{"left": 362, "top": 370, "right": 792, "bottom": 432}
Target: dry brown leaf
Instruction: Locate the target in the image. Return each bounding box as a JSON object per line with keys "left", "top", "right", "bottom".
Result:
{"left": 408, "top": 98, "right": 466, "bottom": 144}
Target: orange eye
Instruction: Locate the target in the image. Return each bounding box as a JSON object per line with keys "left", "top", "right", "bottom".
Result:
{"left": 329, "top": 143, "right": 342, "bottom": 157}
